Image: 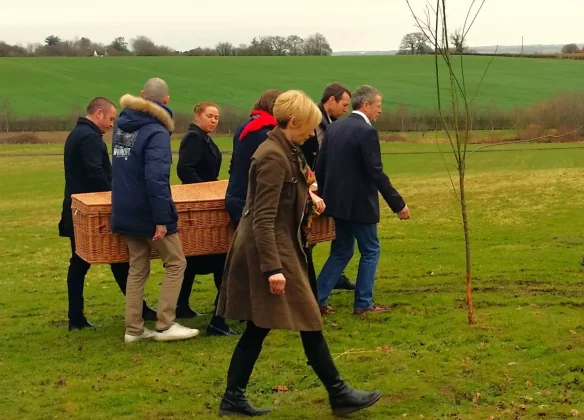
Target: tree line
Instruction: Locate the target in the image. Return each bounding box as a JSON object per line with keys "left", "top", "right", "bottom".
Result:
{"left": 0, "top": 33, "right": 333, "bottom": 57}
{"left": 397, "top": 29, "right": 471, "bottom": 55}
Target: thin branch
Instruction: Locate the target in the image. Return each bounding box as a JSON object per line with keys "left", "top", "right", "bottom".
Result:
{"left": 436, "top": 138, "right": 461, "bottom": 201}
{"left": 470, "top": 46, "right": 498, "bottom": 106}
{"left": 463, "top": 0, "right": 487, "bottom": 39}
{"left": 462, "top": 0, "right": 479, "bottom": 36}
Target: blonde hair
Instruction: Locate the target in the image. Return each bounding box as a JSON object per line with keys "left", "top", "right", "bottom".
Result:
{"left": 273, "top": 90, "right": 322, "bottom": 131}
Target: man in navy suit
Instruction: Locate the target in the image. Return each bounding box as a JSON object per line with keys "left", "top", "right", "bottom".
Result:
{"left": 315, "top": 85, "right": 410, "bottom": 316}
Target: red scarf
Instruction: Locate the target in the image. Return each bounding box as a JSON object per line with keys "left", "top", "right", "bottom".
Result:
{"left": 239, "top": 110, "right": 276, "bottom": 141}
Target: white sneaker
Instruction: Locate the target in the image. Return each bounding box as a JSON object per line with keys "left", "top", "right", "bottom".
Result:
{"left": 124, "top": 328, "right": 158, "bottom": 343}
{"left": 154, "top": 323, "right": 200, "bottom": 342}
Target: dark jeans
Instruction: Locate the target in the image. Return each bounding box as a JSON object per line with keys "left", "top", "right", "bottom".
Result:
{"left": 317, "top": 219, "right": 380, "bottom": 310}
{"left": 66, "top": 236, "right": 129, "bottom": 324}
{"left": 227, "top": 321, "right": 340, "bottom": 391}
{"left": 178, "top": 254, "right": 226, "bottom": 314}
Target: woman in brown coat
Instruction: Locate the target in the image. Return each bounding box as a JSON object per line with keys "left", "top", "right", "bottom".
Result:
{"left": 216, "top": 90, "right": 381, "bottom": 417}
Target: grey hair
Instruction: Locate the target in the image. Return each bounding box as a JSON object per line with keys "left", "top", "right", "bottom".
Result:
{"left": 351, "top": 85, "right": 381, "bottom": 110}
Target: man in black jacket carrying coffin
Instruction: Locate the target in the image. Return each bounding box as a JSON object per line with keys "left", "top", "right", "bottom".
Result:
{"left": 58, "top": 97, "right": 156, "bottom": 331}
{"left": 300, "top": 83, "right": 356, "bottom": 293}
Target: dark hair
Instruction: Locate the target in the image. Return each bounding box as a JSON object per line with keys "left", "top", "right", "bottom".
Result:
{"left": 194, "top": 101, "right": 219, "bottom": 115}
{"left": 252, "top": 89, "right": 282, "bottom": 115}
{"left": 320, "top": 83, "right": 351, "bottom": 104}
{"left": 86, "top": 97, "right": 115, "bottom": 115}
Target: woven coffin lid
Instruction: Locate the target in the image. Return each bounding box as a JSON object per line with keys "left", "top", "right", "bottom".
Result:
{"left": 71, "top": 180, "right": 228, "bottom": 214}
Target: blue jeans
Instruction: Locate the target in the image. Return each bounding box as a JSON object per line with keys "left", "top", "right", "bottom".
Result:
{"left": 317, "top": 219, "right": 381, "bottom": 310}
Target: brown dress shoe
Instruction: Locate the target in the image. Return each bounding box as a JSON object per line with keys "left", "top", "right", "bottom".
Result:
{"left": 354, "top": 304, "right": 389, "bottom": 316}
{"left": 320, "top": 305, "right": 335, "bottom": 316}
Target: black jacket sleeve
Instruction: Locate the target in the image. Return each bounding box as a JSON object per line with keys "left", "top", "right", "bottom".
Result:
{"left": 177, "top": 131, "right": 204, "bottom": 184}
{"left": 359, "top": 128, "right": 406, "bottom": 213}
{"left": 315, "top": 132, "right": 328, "bottom": 191}
{"left": 80, "top": 133, "right": 111, "bottom": 192}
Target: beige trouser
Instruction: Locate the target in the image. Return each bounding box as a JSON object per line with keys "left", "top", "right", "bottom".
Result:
{"left": 124, "top": 233, "right": 186, "bottom": 336}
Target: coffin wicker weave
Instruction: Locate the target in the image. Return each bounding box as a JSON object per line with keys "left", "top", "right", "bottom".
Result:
{"left": 71, "top": 180, "right": 335, "bottom": 264}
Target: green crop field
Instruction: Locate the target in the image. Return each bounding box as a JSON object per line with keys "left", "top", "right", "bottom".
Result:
{"left": 1, "top": 140, "right": 584, "bottom": 419}
{"left": 1, "top": 55, "right": 583, "bottom": 116}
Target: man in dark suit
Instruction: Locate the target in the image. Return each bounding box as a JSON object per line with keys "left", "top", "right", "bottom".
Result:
{"left": 300, "top": 83, "right": 356, "bottom": 292}
{"left": 315, "top": 85, "right": 410, "bottom": 316}
{"left": 59, "top": 97, "right": 155, "bottom": 331}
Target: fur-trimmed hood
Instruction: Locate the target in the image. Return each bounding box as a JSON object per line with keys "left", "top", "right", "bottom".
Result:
{"left": 118, "top": 94, "right": 175, "bottom": 133}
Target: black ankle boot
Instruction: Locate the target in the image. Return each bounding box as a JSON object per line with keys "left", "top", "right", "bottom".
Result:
{"left": 219, "top": 346, "right": 271, "bottom": 417}
{"left": 303, "top": 332, "right": 381, "bottom": 416}
{"left": 175, "top": 305, "right": 201, "bottom": 319}
{"left": 328, "top": 382, "right": 382, "bottom": 416}
{"left": 219, "top": 386, "right": 271, "bottom": 417}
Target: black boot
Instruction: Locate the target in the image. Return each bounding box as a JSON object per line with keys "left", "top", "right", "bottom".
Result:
{"left": 208, "top": 316, "right": 240, "bottom": 336}
{"left": 176, "top": 305, "right": 202, "bottom": 319}
{"left": 333, "top": 274, "right": 356, "bottom": 291}
{"left": 302, "top": 332, "right": 381, "bottom": 416}
{"left": 328, "top": 382, "right": 382, "bottom": 416}
{"left": 68, "top": 318, "right": 95, "bottom": 331}
{"left": 219, "top": 347, "right": 271, "bottom": 417}
{"left": 142, "top": 303, "right": 157, "bottom": 321}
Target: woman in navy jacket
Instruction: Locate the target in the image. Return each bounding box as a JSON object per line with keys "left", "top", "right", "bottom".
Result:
{"left": 225, "top": 89, "right": 281, "bottom": 226}
{"left": 176, "top": 102, "right": 236, "bottom": 336}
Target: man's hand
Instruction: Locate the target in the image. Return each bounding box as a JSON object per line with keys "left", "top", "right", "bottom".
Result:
{"left": 153, "top": 224, "right": 167, "bottom": 241}
{"left": 269, "top": 273, "right": 286, "bottom": 295}
{"left": 398, "top": 205, "right": 411, "bottom": 220}
{"left": 309, "top": 191, "right": 326, "bottom": 214}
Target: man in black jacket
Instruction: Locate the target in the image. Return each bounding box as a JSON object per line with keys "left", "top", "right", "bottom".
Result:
{"left": 300, "top": 83, "right": 356, "bottom": 292}
{"left": 315, "top": 85, "right": 411, "bottom": 316}
{"left": 58, "top": 97, "right": 155, "bottom": 331}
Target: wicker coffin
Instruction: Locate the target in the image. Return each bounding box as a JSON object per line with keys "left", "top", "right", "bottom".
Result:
{"left": 71, "top": 180, "right": 335, "bottom": 264}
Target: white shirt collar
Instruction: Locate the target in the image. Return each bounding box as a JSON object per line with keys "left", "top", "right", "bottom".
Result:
{"left": 352, "top": 110, "right": 371, "bottom": 126}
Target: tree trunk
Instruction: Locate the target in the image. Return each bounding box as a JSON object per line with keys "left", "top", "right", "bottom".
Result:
{"left": 459, "top": 170, "right": 474, "bottom": 324}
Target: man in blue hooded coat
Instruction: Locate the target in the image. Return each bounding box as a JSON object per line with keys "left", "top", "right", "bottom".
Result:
{"left": 111, "top": 77, "right": 199, "bottom": 344}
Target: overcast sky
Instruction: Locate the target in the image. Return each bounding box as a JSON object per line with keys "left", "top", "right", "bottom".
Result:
{"left": 1, "top": 0, "right": 581, "bottom": 52}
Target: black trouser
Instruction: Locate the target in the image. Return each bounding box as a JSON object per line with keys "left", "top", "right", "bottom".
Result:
{"left": 178, "top": 254, "right": 226, "bottom": 314}
{"left": 67, "top": 236, "right": 129, "bottom": 324}
{"left": 306, "top": 245, "right": 318, "bottom": 300}
{"left": 225, "top": 321, "right": 340, "bottom": 392}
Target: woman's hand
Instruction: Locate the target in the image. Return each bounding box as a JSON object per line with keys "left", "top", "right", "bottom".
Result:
{"left": 269, "top": 273, "right": 286, "bottom": 295}
{"left": 309, "top": 191, "right": 326, "bottom": 214}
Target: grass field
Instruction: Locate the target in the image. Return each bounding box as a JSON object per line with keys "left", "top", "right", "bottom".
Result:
{"left": 1, "top": 139, "right": 584, "bottom": 419}
{"left": 1, "top": 55, "right": 584, "bottom": 116}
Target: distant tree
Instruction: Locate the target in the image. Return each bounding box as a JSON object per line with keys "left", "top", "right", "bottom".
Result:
{"left": 44, "top": 35, "right": 61, "bottom": 47}
{"left": 303, "top": 33, "right": 332, "bottom": 56}
{"left": 0, "top": 41, "right": 30, "bottom": 57}
{"left": 414, "top": 32, "right": 432, "bottom": 54}
{"left": 399, "top": 33, "right": 417, "bottom": 54}
{"left": 286, "top": 35, "right": 304, "bottom": 55}
{"left": 184, "top": 47, "right": 215, "bottom": 56}
{"left": 450, "top": 29, "right": 465, "bottom": 53}
{"left": 270, "top": 36, "right": 289, "bottom": 55}
{"left": 235, "top": 43, "right": 249, "bottom": 56}
{"left": 215, "top": 42, "right": 235, "bottom": 56}
{"left": 561, "top": 43, "right": 580, "bottom": 54}
{"left": 110, "top": 37, "right": 129, "bottom": 53}
{"left": 131, "top": 35, "right": 175, "bottom": 56}
{"left": 399, "top": 32, "right": 430, "bottom": 54}
{"left": 77, "top": 37, "right": 92, "bottom": 54}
